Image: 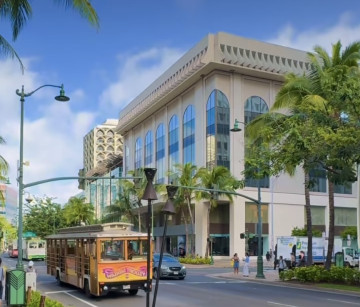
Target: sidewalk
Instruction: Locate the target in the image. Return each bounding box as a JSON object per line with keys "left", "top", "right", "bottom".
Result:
{"left": 186, "top": 257, "right": 281, "bottom": 282}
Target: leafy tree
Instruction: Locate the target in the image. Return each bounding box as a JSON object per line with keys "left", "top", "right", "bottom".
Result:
{"left": 196, "top": 166, "right": 240, "bottom": 258}
{"left": 23, "top": 197, "right": 65, "bottom": 238}
{"left": 247, "top": 41, "right": 360, "bottom": 269}
{"left": 62, "top": 196, "right": 94, "bottom": 226}
{"left": 0, "top": 0, "right": 99, "bottom": 71}
{"left": 291, "top": 227, "right": 322, "bottom": 237}
{"left": 340, "top": 226, "right": 357, "bottom": 240}
{"left": 0, "top": 136, "right": 9, "bottom": 206}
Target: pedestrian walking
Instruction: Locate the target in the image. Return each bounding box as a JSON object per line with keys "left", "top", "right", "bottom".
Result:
{"left": 243, "top": 253, "right": 250, "bottom": 277}
{"left": 278, "top": 255, "right": 286, "bottom": 276}
{"left": 266, "top": 251, "right": 271, "bottom": 262}
{"left": 290, "top": 252, "right": 296, "bottom": 268}
{"left": 298, "top": 250, "right": 306, "bottom": 267}
{"left": 273, "top": 244, "right": 278, "bottom": 270}
{"left": 231, "top": 253, "right": 240, "bottom": 274}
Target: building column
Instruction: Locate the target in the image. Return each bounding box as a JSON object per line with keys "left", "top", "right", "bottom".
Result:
{"left": 195, "top": 200, "right": 208, "bottom": 256}
{"left": 230, "top": 197, "right": 246, "bottom": 257}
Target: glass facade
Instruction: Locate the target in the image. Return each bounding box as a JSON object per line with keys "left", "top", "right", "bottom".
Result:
{"left": 145, "top": 130, "right": 153, "bottom": 167}
{"left": 244, "top": 96, "right": 269, "bottom": 188}
{"left": 135, "top": 137, "right": 142, "bottom": 170}
{"left": 156, "top": 124, "right": 165, "bottom": 184}
{"left": 183, "top": 105, "right": 195, "bottom": 165}
{"left": 168, "top": 115, "right": 179, "bottom": 183}
{"left": 206, "top": 90, "right": 230, "bottom": 169}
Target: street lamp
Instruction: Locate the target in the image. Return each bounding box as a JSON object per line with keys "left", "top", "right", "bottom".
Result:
{"left": 152, "top": 185, "right": 177, "bottom": 307}
{"left": 230, "top": 118, "right": 265, "bottom": 279}
{"left": 142, "top": 168, "right": 158, "bottom": 307}
{"left": 15, "top": 84, "right": 69, "bottom": 270}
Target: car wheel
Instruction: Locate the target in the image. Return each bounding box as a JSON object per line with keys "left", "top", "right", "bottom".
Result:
{"left": 128, "top": 289, "right": 138, "bottom": 296}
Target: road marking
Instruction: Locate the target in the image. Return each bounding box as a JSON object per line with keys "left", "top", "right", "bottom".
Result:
{"left": 159, "top": 281, "right": 245, "bottom": 285}
{"left": 267, "top": 302, "right": 298, "bottom": 307}
{"left": 327, "top": 299, "right": 360, "bottom": 305}
{"left": 65, "top": 292, "right": 99, "bottom": 307}
{"left": 45, "top": 290, "right": 78, "bottom": 294}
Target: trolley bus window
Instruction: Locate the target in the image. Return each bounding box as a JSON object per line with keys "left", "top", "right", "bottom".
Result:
{"left": 101, "top": 240, "right": 124, "bottom": 260}
{"left": 29, "top": 242, "right": 37, "bottom": 249}
{"left": 127, "top": 240, "right": 147, "bottom": 260}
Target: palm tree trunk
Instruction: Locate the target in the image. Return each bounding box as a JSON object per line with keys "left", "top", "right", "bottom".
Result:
{"left": 325, "top": 178, "right": 335, "bottom": 270}
{"left": 205, "top": 203, "right": 211, "bottom": 258}
{"left": 186, "top": 197, "right": 195, "bottom": 255}
{"left": 304, "top": 168, "right": 313, "bottom": 265}
{"left": 181, "top": 209, "right": 189, "bottom": 256}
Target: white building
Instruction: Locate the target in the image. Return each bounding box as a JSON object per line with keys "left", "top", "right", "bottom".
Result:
{"left": 116, "top": 32, "right": 359, "bottom": 258}
{"left": 81, "top": 119, "right": 123, "bottom": 219}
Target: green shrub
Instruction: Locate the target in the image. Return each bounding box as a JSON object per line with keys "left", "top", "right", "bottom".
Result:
{"left": 27, "top": 290, "right": 64, "bottom": 307}
{"left": 178, "top": 255, "right": 212, "bottom": 265}
{"left": 279, "top": 265, "right": 360, "bottom": 286}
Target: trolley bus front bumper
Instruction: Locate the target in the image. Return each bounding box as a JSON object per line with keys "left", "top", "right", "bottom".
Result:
{"left": 100, "top": 281, "right": 149, "bottom": 295}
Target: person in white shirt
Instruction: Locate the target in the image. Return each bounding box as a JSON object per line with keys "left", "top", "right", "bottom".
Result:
{"left": 26, "top": 261, "right": 36, "bottom": 273}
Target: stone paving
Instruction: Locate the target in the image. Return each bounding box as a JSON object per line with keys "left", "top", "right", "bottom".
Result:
{"left": 186, "top": 256, "right": 281, "bottom": 283}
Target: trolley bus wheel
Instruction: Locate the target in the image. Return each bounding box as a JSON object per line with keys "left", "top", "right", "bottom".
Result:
{"left": 128, "top": 289, "right": 138, "bottom": 296}
{"left": 84, "top": 279, "right": 93, "bottom": 298}
{"left": 56, "top": 272, "right": 64, "bottom": 286}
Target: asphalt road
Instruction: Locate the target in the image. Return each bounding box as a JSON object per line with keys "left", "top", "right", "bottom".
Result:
{"left": 3, "top": 256, "right": 360, "bottom": 307}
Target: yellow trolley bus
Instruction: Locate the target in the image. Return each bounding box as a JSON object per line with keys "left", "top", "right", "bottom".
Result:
{"left": 46, "top": 222, "right": 152, "bottom": 297}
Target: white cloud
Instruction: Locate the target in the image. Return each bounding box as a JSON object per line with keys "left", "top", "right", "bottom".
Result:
{"left": 99, "top": 47, "right": 184, "bottom": 112}
{"left": 268, "top": 12, "right": 360, "bottom": 52}
{"left": 0, "top": 59, "right": 97, "bottom": 204}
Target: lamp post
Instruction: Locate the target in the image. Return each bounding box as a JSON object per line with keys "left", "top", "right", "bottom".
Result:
{"left": 15, "top": 84, "right": 69, "bottom": 270}
{"left": 142, "top": 168, "right": 158, "bottom": 307}
{"left": 230, "top": 119, "right": 265, "bottom": 278}
{"left": 152, "top": 185, "right": 177, "bottom": 307}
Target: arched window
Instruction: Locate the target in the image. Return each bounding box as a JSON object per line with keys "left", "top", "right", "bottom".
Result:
{"left": 145, "top": 130, "right": 153, "bottom": 167}
{"left": 244, "top": 96, "right": 269, "bottom": 188}
{"left": 135, "top": 137, "right": 142, "bottom": 170}
{"left": 168, "top": 115, "right": 179, "bottom": 182}
{"left": 206, "top": 90, "right": 230, "bottom": 169}
{"left": 156, "top": 124, "right": 165, "bottom": 184}
{"left": 183, "top": 105, "right": 195, "bottom": 165}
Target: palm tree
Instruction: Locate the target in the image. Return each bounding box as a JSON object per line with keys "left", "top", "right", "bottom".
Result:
{"left": 268, "top": 41, "right": 360, "bottom": 269}
{"left": 196, "top": 166, "right": 239, "bottom": 258}
{"left": 102, "top": 180, "right": 139, "bottom": 224}
{"left": 170, "top": 163, "right": 199, "bottom": 255}
{"left": 0, "top": 0, "right": 99, "bottom": 71}
{"left": 63, "top": 196, "right": 94, "bottom": 226}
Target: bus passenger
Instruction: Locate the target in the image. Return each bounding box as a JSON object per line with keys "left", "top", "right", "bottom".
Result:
{"left": 128, "top": 243, "right": 135, "bottom": 260}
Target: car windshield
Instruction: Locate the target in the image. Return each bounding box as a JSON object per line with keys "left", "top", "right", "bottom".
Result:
{"left": 154, "top": 254, "right": 178, "bottom": 262}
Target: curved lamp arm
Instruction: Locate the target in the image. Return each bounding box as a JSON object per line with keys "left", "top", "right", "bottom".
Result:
{"left": 16, "top": 84, "right": 69, "bottom": 101}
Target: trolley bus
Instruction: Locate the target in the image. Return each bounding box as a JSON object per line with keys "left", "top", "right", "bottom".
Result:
{"left": 46, "top": 222, "right": 152, "bottom": 297}
{"left": 23, "top": 237, "right": 46, "bottom": 261}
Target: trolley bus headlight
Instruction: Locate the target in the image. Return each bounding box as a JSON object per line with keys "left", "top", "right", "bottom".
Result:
{"left": 103, "top": 285, "right": 108, "bottom": 291}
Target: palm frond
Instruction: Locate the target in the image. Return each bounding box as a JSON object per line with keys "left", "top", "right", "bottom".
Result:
{"left": 0, "top": 34, "right": 24, "bottom": 72}
{"left": 56, "top": 0, "right": 99, "bottom": 28}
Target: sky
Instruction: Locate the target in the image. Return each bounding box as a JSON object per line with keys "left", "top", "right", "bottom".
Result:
{"left": 1, "top": 0, "right": 360, "bottom": 205}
